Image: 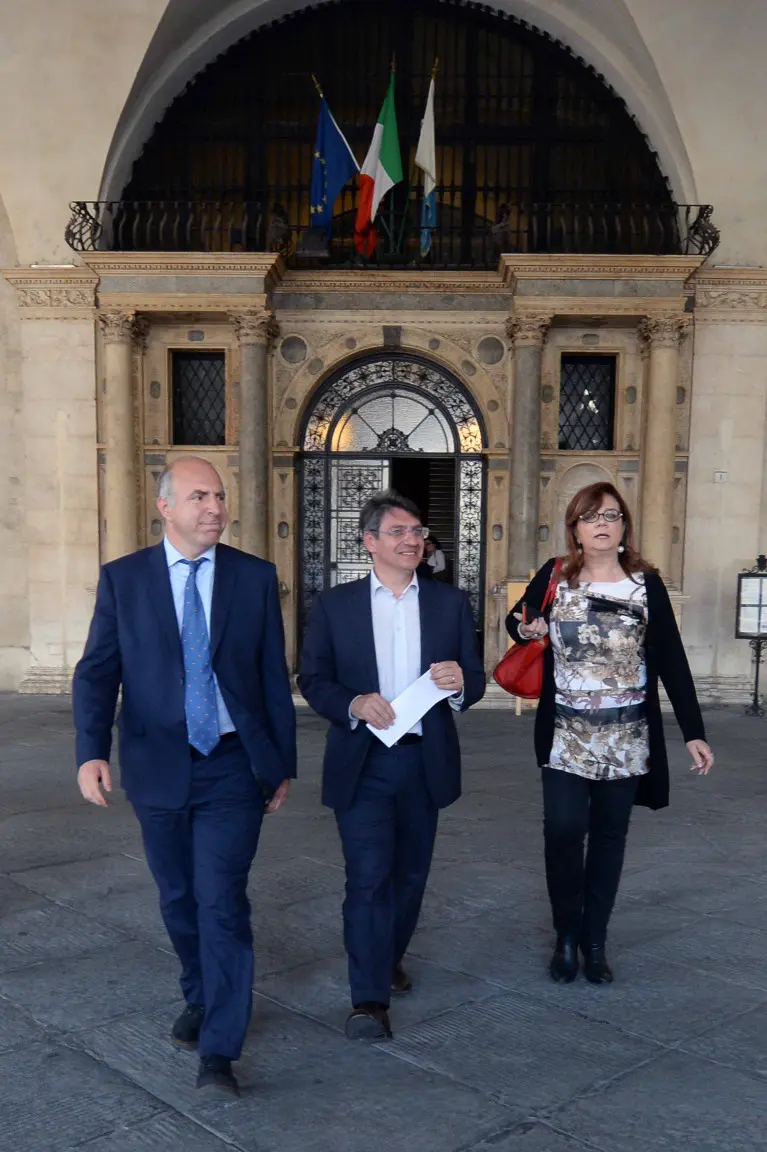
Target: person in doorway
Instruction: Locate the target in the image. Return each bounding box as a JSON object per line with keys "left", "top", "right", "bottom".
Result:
{"left": 425, "top": 536, "right": 448, "bottom": 581}
{"left": 299, "top": 490, "right": 485, "bottom": 1039}
{"left": 506, "top": 481, "right": 713, "bottom": 985}
{"left": 72, "top": 456, "right": 296, "bottom": 1099}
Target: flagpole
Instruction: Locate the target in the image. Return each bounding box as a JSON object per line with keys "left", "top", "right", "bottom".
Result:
{"left": 398, "top": 58, "right": 438, "bottom": 260}
{"left": 311, "top": 73, "right": 324, "bottom": 99}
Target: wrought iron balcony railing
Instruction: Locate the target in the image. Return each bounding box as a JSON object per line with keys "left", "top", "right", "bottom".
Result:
{"left": 65, "top": 198, "right": 719, "bottom": 267}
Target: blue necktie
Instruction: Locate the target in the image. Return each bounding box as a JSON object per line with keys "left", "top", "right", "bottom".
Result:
{"left": 180, "top": 558, "right": 220, "bottom": 757}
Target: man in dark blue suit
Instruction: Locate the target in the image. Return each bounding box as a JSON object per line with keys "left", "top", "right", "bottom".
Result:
{"left": 299, "top": 491, "right": 485, "bottom": 1039}
{"left": 73, "top": 457, "right": 296, "bottom": 1098}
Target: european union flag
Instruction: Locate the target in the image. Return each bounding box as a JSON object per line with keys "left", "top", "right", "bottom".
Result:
{"left": 310, "top": 97, "right": 359, "bottom": 231}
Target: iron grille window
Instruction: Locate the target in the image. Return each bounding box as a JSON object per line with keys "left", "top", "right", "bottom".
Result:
{"left": 558, "top": 355, "right": 616, "bottom": 451}
{"left": 171, "top": 351, "right": 226, "bottom": 446}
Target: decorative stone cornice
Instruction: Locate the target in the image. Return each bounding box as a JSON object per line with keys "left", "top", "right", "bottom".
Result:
{"left": 84, "top": 251, "right": 284, "bottom": 281}
{"left": 3, "top": 267, "right": 98, "bottom": 320}
{"left": 231, "top": 309, "right": 280, "bottom": 347}
{"left": 277, "top": 269, "right": 503, "bottom": 294}
{"left": 500, "top": 254, "right": 705, "bottom": 288}
{"left": 638, "top": 314, "right": 690, "bottom": 349}
{"left": 505, "top": 314, "right": 551, "bottom": 348}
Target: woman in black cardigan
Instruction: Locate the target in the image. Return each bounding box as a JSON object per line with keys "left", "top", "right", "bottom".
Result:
{"left": 506, "top": 482, "right": 713, "bottom": 985}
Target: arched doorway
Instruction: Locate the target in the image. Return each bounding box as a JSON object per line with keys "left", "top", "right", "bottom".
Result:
{"left": 298, "top": 353, "right": 486, "bottom": 637}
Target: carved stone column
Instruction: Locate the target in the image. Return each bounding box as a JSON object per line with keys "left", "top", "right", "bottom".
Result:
{"left": 505, "top": 314, "right": 551, "bottom": 579}
{"left": 99, "top": 311, "right": 142, "bottom": 561}
{"left": 639, "top": 314, "right": 689, "bottom": 577}
{"left": 232, "top": 310, "right": 279, "bottom": 557}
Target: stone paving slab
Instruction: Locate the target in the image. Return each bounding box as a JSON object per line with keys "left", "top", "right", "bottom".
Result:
{"left": 0, "top": 900, "right": 129, "bottom": 974}
{"left": 81, "top": 1111, "right": 243, "bottom": 1152}
{"left": 681, "top": 1001, "right": 767, "bottom": 1079}
{"left": 0, "top": 940, "right": 180, "bottom": 1033}
{"left": 551, "top": 1048, "right": 767, "bottom": 1151}
{"left": 0, "top": 698, "right": 766, "bottom": 1151}
{"left": 391, "top": 991, "right": 659, "bottom": 1112}
{"left": 0, "top": 1040, "right": 164, "bottom": 1150}
{"left": 258, "top": 951, "right": 501, "bottom": 1035}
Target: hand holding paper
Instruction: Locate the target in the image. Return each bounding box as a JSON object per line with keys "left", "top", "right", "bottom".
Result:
{"left": 366, "top": 670, "right": 455, "bottom": 748}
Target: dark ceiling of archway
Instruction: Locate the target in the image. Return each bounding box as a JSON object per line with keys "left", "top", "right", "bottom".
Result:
{"left": 121, "top": 0, "right": 674, "bottom": 265}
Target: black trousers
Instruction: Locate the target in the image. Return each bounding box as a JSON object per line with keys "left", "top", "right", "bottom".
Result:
{"left": 541, "top": 766, "right": 640, "bottom": 947}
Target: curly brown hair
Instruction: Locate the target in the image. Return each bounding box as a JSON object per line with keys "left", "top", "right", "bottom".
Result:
{"left": 560, "top": 482, "right": 656, "bottom": 588}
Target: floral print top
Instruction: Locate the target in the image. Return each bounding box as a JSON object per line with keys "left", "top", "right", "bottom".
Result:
{"left": 548, "top": 574, "right": 650, "bottom": 781}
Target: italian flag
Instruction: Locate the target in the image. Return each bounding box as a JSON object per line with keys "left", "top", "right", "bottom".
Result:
{"left": 354, "top": 70, "right": 403, "bottom": 257}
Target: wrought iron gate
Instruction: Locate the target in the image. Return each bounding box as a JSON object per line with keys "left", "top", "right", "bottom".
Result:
{"left": 298, "top": 354, "right": 486, "bottom": 637}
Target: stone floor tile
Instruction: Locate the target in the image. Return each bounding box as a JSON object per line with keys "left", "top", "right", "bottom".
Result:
{"left": 0, "top": 940, "right": 180, "bottom": 1032}
{"left": 258, "top": 952, "right": 501, "bottom": 1034}
{"left": 0, "top": 901, "right": 128, "bottom": 973}
{"left": 681, "top": 1001, "right": 767, "bottom": 1079}
{"left": 552, "top": 1049, "right": 767, "bottom": 1151}
{"left": 0, "top": 1040, "right": 163, "bottom": 1150}
{"left": 512, "top": 952, "right": 767, "bottom": 1046}
{"left": 392, "top": 991, "right": 658, "bottom": 1111}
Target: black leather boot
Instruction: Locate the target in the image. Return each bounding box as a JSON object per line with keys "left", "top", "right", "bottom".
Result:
{"left": 549, "top": 936, "right": 579, "bottom": 983}
{"left": 582, "top": 943, "right": 613, "bottom": 984}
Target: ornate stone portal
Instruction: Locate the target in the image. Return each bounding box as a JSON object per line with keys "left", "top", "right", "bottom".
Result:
{"left": 3, "top": 253, "right": 716, "bottom": 690}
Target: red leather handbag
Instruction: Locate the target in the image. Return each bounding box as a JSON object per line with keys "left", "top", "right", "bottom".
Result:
{"left": 493, "top": 560, "right": 562, "bottom": 699}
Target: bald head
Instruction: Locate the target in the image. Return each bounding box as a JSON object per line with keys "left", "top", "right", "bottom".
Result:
{"left": 156, "top": 457, "right": 228, "bottom": 558}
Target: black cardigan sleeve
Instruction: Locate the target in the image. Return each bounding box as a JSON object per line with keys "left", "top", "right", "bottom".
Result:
{"left": 505, "top": 558, "right": 558, "bottom": 645}
{"left": 647, "top": 573, "right": 706, "bottom": 743}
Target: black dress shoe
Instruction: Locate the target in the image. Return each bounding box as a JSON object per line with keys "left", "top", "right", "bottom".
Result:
{"left": 391, "top": 962, "right": 413, "bottom": 995}
{"left": 582, "top": 944, "right": 613, "bottom": 984}
{"left": 549, "top": 936, "right": 579, "bottom": 983}
{"left": 196, "top": 1054, "right": 240, "bottom": 1098}
{"left": 345, "top": 1002, "right": 393, "bottom": 1040}
{"left": 170, "top": 1003, "right": 205, "bottom": 1049}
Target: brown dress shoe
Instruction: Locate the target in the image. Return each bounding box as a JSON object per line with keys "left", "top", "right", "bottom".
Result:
{"left": 391, "top": 962, "right": 414, "bottom": 995}
{"left": 345, "top": 1002, "right": 393, "bottom": 1040}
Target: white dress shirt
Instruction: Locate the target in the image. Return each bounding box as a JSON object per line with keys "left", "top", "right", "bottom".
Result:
{"left": 163, "top": 537, "right": 235, "bottom": 735}
{"left": 350, "top": 570, "right": 463, "bottom": 733}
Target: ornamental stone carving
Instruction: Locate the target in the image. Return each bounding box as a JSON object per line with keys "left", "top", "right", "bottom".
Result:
{"left": 505, "top": 314, "right": 551, "bottom": 348}
{"left": 638, "top": 315, "right": 690, "bottom": 349}
{"left": 231, "top": 310, "right": 280, "bottom": 347}
{"left": 696, "top": 289, "right": 767, "bottom": 310}
{"left": 17, "top": 287, "right": 94, "bottom": 310}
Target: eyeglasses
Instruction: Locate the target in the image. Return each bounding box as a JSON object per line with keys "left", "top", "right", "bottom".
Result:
{"left": 579, "top": 509, "right": 623, "bottom": 524}
{"left": 376, "top": 526, "right": 430, "bottom": 540}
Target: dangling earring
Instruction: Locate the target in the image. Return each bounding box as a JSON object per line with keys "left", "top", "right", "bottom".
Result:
{"left": 577, "top": 542, "right": 583, "bottom": 552}
{"left": 618, "top": 543, "right": 625, "bottom": 554}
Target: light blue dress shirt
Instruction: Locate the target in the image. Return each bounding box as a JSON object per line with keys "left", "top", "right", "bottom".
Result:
{"left": 163, "top": 537, "right": 235, "bottom": 735}
{"left": 350, "top": 571, "right": 463, "bottom": 733}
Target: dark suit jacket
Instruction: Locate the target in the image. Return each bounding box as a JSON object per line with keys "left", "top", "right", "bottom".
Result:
{"left": 298, "top": 575, "right": 486, "bottom": 812}
{"left": 73, "top": 542, "right": 297, "bottom": 809}
{"left": 506, "top": 557, "right": 706, "bottom": 810}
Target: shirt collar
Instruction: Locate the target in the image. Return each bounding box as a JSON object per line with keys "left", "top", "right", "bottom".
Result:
{"left": 163, "top": 536, "right": 216, "bottom": 568}
{"left": 370, "top": 569, "right": 419, "bottom": 598}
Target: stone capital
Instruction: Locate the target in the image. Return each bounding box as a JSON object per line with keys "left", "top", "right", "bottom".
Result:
{"left": 99, "top": 310, "right": 138, "bottom": 344}
{"left": 231, "top": 309, "right": 280, "bottom": 348}
{"left": 638, "top": 314, "right": 690, "bottom": 350}
{"left": 505, "top": 313, "right": 551, "bottom": 349}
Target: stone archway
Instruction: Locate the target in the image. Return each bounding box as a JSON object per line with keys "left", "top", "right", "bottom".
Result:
{"left": 100, "top": 0, "right": 694, "bottom": 209}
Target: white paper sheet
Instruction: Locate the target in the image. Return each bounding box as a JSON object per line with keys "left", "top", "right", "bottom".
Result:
{"left": 367, "top": 671, "right": 455, "bottom": 748}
